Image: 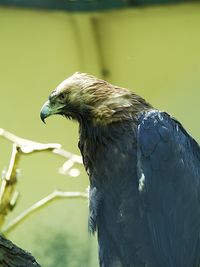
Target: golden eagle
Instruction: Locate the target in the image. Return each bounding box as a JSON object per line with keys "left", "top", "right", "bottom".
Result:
{"left": 40, "top": 72, "right": 200, "bottom": 267}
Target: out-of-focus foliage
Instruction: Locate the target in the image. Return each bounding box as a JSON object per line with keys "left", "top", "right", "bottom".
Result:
{"left": 34, "top": 230, "right": 90, "bottom": 267}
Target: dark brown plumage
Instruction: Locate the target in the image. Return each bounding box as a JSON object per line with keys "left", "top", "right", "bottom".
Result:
{"left": 40, "top": 72, "right": 200, "bottom": 267}
{"left": 41, "top": 72, "right": 152, "bottom": 125}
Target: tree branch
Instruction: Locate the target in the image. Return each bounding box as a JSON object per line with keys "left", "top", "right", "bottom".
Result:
{"left": 0, "top": 128, "right": 87, "bottom": 265}
{"left": 0, "top": 128, "right": 85, "bottom": 232}
{"left": 2, "top": 190, "right": 88, "bottom": 235}
{"left": 0, "top": 127, "right": 82, "bottom": 163}
{"left": 0, "top": 144, "right": 20, "bottom": 228}
{"left": 0, "top": 235, "right": 41, "bottom": 266}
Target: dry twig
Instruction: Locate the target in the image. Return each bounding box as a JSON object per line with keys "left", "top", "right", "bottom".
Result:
{"left": 0, "top": 128, "right": 86, "bottom": 234}
{"left": 2, "top": 190, "right": 88, "bottom": 235}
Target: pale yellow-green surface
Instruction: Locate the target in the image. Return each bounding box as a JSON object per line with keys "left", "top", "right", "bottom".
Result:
{"left": 0, "top": 3, "right": 200, "bottom": 266}
{"left": 97, "top": 4, "right": 200, "bottom": 138}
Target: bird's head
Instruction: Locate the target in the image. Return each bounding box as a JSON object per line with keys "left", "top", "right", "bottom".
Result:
{"left": 40, "top": 72, "right": 151, "bottom": 125}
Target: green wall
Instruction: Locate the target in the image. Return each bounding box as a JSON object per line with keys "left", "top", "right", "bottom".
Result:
{"left": 0, "top": 3, "right": 200, "bottom": 266}
{"left": 97, "top": 4, "right": 200, "bottom": 137}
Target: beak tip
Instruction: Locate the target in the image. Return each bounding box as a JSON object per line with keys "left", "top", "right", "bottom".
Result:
{"left": 41, "top": 116, "right": 46, "bottom": 124}
{"left": 40, "top": 110, "right": 47, "bottom": 124}
{"left": 40, "top": 100, "right": 51, "bottom": 124}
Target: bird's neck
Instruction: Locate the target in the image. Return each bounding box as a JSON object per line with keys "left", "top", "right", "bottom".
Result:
{"left": 90, "top": 94, "right": 152, "bottom": 126}
{"left": 78, "top": 118, "right": 138, "bottom": 188}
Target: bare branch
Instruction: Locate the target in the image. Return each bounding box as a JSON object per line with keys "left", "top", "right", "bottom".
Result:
{"left": 0, "top": 127, "right": 60, "bottom": 152}
{"left": 0, "top": 144, "right": 20, "bottom": 227}
{"left": 0, "top": 128, "right": 85, "bottom": 233}
{"left": 0, "top": 235, "right": 41, "bottom": 266}
{"left": 2, "top": 190, "right": 88, "bottom": 235}
{"left": 53, "top": 148, "right": 82, "bottom": 164}
{"left": 0, "top": 127, "right": 82, "bottom": 163}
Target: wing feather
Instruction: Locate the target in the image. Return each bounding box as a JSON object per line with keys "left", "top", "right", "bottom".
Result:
{"left": 137, "top": 110, "right": 200, "bottom": 267}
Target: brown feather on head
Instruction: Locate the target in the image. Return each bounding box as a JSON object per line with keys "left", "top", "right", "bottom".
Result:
{"left": 40, "top": 72, "right": 152, "bottom": 125}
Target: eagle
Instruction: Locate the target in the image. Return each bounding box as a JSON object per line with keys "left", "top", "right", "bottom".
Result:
{"left": 40, "top": 72, "right": 200, "bottom": 267}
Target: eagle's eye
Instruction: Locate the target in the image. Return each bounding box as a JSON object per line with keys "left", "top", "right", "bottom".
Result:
{"left": 58, "top": 93, "right": 66, "bottom": 101}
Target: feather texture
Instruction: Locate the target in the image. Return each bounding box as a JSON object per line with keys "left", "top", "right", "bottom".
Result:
{"left": 41, "top": 73, "right": 200, "bottom": 267}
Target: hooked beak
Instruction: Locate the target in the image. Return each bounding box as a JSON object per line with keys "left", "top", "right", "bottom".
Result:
{"left": 40, "top": 100, "right": 51, "bottom": 123}
{"left": 40, "top": 100, "right": 66, "bottom": 123}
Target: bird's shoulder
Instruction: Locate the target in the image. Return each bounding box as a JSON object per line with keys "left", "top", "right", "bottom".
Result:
{"left": 137, "top": 109, "right": 200, "bottom": 161}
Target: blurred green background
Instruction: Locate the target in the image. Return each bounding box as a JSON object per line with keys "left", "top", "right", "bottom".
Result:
{"left": 0, "top": 1, "right": 200, "bottom": 266}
